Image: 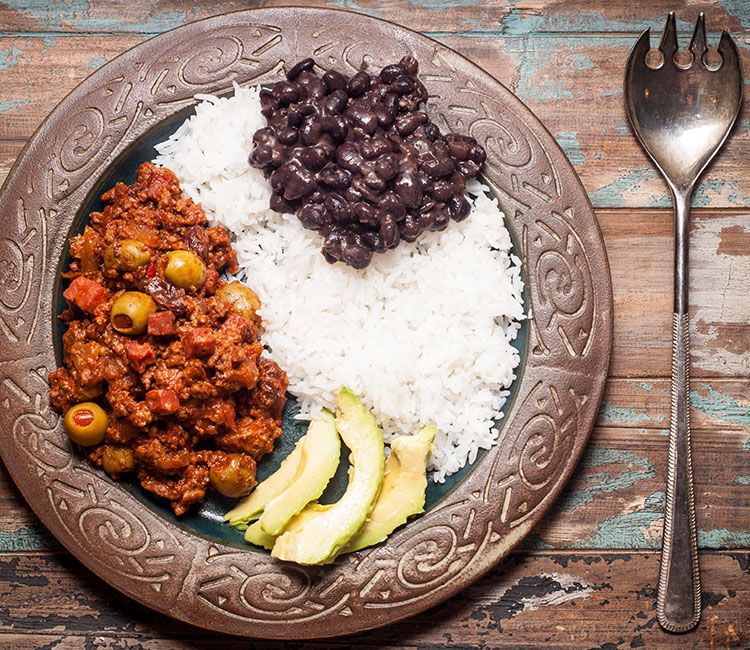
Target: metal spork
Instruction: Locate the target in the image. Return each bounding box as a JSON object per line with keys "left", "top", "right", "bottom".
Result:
{"left": 624, "top": 13, "right": 742, "bottom": 633}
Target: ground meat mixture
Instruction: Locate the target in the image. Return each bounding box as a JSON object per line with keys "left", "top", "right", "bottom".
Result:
{"left": 250, "top": 56, "right": 486, "bottom": 269}
{"left": 49, "top": 162, "right": 288, "bottom": 515}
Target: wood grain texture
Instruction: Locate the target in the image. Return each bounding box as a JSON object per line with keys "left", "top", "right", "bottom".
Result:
{"left": 0, "top": 551, "right": 746, "bottom": 649}
{"left": 0, "top": 0, "right": 747, "bottom": 646}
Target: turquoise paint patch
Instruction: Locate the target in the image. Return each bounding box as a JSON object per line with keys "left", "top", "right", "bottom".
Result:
{"left": 89, "top": 55, "right": 107, "bottom": 70}
{"left": 0, "top": 45, "right": 24, "bottom": 70}
{"left": 599, "top": 403, "right": 660, "bottom": 425}
{"left": 553, "top": 448, "right": 656, "bottom": 512}
{"left": 0, "top": 526, "right": 57, "bottom": 552}
{"left": 3, "top": 0, "right": 185, "bottom": 33}
{"left": 724, "top": 0, "right": 750, "bottom": 30}
{"left": 571, "top": 491, "right": 664, "bottom": 549}
{"left": 0, "top": 99, "right": 30, "bottom": 114}
{"left": 636, "top": 381, "right": 654, "bottom": 392}
{"left": 554, "top": 131, "right": 586, "bottom": 166}
{"left": 692, "top": 179, "right": 750, "bottom": 207}
{"left": 735, "top": 476, "right": 750, "bottom": 485}
{"left": 570, "top": 54, "right": 595, "bottom": 71}
{"left": 328, "top": 0, "right": 384, "bottom": 19}
{"left": 589, "top": 166, "right": 662, "bottom": 207}
{"left": 698, "top": 528, "right": 750, "bottom": 548}
{"left": 689, "top": 384, "right": 750, "bottom": 427}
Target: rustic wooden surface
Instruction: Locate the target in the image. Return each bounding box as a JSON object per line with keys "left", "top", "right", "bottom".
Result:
{"left": 0, "top": 1, "right": 748, "bottom": 647}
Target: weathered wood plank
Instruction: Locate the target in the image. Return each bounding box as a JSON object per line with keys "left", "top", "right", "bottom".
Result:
{"left": 1, "top": 31, "right": 749, "bottom": 208}
{"left": 0, "top": 0, "right": 748, "bottom": 36}
{"left": 1, "top": 405, "right": 748, "bottom": 554}
{"left": 0, "top": 551, "right": 746, "bottom": 648}
{"left": 601, "top": 209, "right": 750, "bottom": 378}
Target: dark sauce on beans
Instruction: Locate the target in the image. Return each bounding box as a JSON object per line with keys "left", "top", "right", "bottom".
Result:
{"left": 250, "top": 56, "right": 486, "bottom": 269}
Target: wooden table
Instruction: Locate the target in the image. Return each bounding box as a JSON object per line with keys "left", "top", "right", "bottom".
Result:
{"left": 0, "top": 1, "right": 748, "bottom": 647}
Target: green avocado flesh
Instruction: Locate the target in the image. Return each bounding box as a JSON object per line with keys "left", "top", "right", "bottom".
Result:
{"left": 345, "top": 424, "right": 436, "bottom": 552}
{"left": 225, "top": 411, "right": 338, "bottom": 532}
{"left": 271, "top": 387, "right": 385, "bottom": 565}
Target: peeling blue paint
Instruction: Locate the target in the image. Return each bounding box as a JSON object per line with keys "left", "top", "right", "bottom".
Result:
{"left": 598, "top": 403, "right": 659, "bottom": 425}
{"left": 724, "top": 0, "right": 750, "bottom": 31}
{"left": 692, "top": 179, "right": 750, "bottom": 208}
{"left": 570, "top": 491, "right": 664, "bottom": 549}
{"left": 555, "top": 131, "right": 586, "bottom": 166}
{"left": 0, "top": 45, "right": 24, "bottom": 70}
{"left": 89, "top": 54, "right": 107, "bottom": 70}
{"left": 2, "top": 0, "right": 185, "bottom": 33}
{"left": 588, "top": 166, "right": 660, "bottom": 207}
{"left": 328, "top": 0, "right": 384, "bottom": 19}
{"left": 0, "top": 526, "right": 57, "bottom": 552}
{"left": 636, "top": 381, "right": 654, "bottom": 392}
{"left": 698, "top": 528, "right": 750, "bottom": 548}
{"left": 735, "top": 476, "right": 750, "bottom": 485}
{"left": 554, "top": 448, "right": 656, "bottom": 512}
{"left": 690, "top": 384, "right": 750, "bottom": 428}
{"left": 0, "top": 99, "right": 30, "bottom": 114}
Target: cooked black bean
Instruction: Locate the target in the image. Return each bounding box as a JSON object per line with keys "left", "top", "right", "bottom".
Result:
{"left": 379, "top": 191, "right": 406, "bottom": 221}
{"left": 361, "top": 138, "right": 391, "bottom": 160}
{"left": 324, "top": 192, "right": 352, "bottom": 222}
{"left": 379, "top": 64, "right": 405, "bottom": 84}
{"left": 277, "top": 126, "right": 298, "bottom": 145}
{"left": 340, "top": 238, "right": 373, "bottom": 269}
{"left": 444, "top": 133, "right": 473, "bottom": 161}
{"left": 380, "top": 214, "right": 399, "bottom": 248}
{"left": 269, "top": 192, "right": 296, "bottom": 214}
{"left": 273, "top": 80, "right": 300, "bottom": 106}
{"left": 300, "top": 117, "right": 322, "bottom": 145}
{"left": 394, "top": 166, "right": 422, "bottom": 208}
{"left": 400, "top": 55, "right": 418, "bottom": 75}
{"left": 395, "top": 111, "right": 428, "bottom": 136}
{"left": 298, "top": 145, "right": 327, "bottom": 171}
{"left": 324, "top": 89, "right": 348, "bottom": 115}
{"left": 400, "top": 215, "right": 422, "bottom": 242}
{"left": 287, "top": 58, "right": 315, "bottom": 80}
{"left": 318, "top": 165, "right": 352, "bottom": 190}
{"left": 249, "top": 58, "right": 485, "bottom": 267}
{"left": 298, "top": 203, "right": 331, "bottom": 230}
{"left": 375, "top": 153, "right": 399, "bottom": 180}
{"left": 447, "top": 194, "right": 471, "bottom": 221}
{"left": 347, "top": 71, "right": 371, "bottom": 97}
{"left": 391, "top": 75, "right": 415, "bottom": 95}
{"left": 322, "top": 69, "right": 348, "bottom": 92}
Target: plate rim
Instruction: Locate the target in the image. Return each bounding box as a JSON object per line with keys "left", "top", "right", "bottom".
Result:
{"left": 0, "top": 5, "right": 613, "bottom": 639}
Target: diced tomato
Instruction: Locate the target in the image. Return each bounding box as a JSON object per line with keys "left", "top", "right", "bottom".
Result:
{"left": 182, "top": 327, "right": 216, "bottom": 358}
{"left": 147, "top": 311, "right": 175, "bottom": 336}
{"left": 125, "top": 341, "right": 156, "bottom": 373}
{"left": 145, "top": 388, "right": 180, "bottom": 415}
{"left": 63, "top": 276, "right": 108, "bottom": 314}
{"left": 146, "top": 169, "right": 172, "bottom": 202}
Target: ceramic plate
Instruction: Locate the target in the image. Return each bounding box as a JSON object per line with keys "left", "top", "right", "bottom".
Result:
{"left": 0, "top": 7, "right": 612, "bottom": 639}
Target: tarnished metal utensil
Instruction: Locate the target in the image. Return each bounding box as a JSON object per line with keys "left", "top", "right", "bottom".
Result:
{"left": 624, "top": 12, "right": 743, "bottom": 634}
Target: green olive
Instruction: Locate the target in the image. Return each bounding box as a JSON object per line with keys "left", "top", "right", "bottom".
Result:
{"left": 216, "top": 281, "right": 261, "bottom": 323}
{"left": 103, "top": 239, "right": 151, "bottom": 271}
{"left": 164, "top": 250, "right": 207, "bottom": 290}
{"left": 209, "top": 454, "right": 256, "bottom": 497}
{"left": 110, "top": 291, "right": 156, "bottom": 335}
{"left": 64, "top": 402, "right": 108, "bottom": 446}
{"left": 101, "top": 445, "right": 135, "bottom": 477}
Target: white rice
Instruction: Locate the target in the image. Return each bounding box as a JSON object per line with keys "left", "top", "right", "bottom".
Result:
{"left": 153, "top": 84, "right": 525, "bottom": 482}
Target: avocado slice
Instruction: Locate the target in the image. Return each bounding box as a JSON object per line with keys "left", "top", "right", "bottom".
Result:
{"left": 272, "top": 387, "right": 385, "bottom": 565}
{"left": 258, "top": 412, "right": 340, "bottom": 536}
{"left": 224, "top": 411, "right": 338, "bottom": 532}
{"left": 345, "top": 424, "right": 436, "bottom": 552}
